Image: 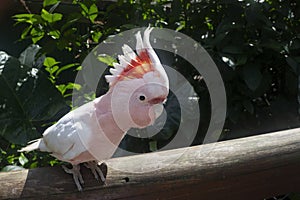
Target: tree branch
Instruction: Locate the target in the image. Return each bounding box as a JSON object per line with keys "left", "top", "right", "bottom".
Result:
{"left": 1, "top": 128, "right": 300, "bottom": 199}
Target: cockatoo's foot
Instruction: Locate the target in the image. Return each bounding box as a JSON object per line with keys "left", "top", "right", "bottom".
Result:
{"left": 62, "top": 164, "right": 84, "bottom": 191}
{"left": 84, "top": 161, "right": 106, "bottom": 183}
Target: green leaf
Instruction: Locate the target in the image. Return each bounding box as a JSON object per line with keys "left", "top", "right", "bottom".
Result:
{"left": 44, "top": 57, "right": 60, "bottom": 79}
{"left": 49, "top": 30, "right": 60, "bottom": 39}
{"left": 79, "top": 3, "right": 98, "bottom": 23}
{"left": 52, "top": 13, "right": 63, "bottom": 22}
{"left": 56, "top": 83, "right": 81, "bottom": 95}
{"left": 0, "top": 52, "right": 69, "bottom": 144}
{"left": 55, "top": 63, "right": 79, "bottom": 76}
{"left": 41, "top": 9, "right": 62, "bottom": 23}
{"left": 97, "top": 54, "right": 116, "bottom": 66}
{"left": 88, "top": 3, "right": 98, "bottom": 22}
{"left": 56, "top": 84, "right": 66, "bottom": 94}
{"left": 18, "top": 153, "right": 29, "bottom": 166}
{"left": 176, "top": 21, "right": 186, "bottom": 32}
{"left": 76, "top": 65, "right": 82, "bottom": 71}
{"left": 30, "top": 27, "right": 44, "bottom": 44}
{"left": 72, "top": 83, "right": 81, "bottom": 91}
{"left": 49, "top": 159, "right": 60, "bottom": 166}
{"left": 44, "top": 57, "right": 60, "bottom": 68}
{"left": 21, "top": 26, "right": 32, "bottom": 40}
{"left": 43, "top": 0, "right": 59, "bottom": 7}
{"left": 79, "top": 3, "right": 89, "bottom": 16}
{"left": 13, "top": 14, "right": 36, "bottom": 24}
{"left": 242, "top": 64, "right": 263, "bottom": 91}
{"left": 91, "top": 31, "right": 102, "bottom": 43}
{"left": 49, "top": 65, "right": 59, "bottom": 74}
{"left": 13, "top": 13, "right": 34, "bottom": 20}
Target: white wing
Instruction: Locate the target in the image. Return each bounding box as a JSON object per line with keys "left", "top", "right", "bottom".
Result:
{"left": 41, "top": 101, "right": 93, "bottom": 162}
{"left": 42, "top": 99, "right": 119, "bottom": 164}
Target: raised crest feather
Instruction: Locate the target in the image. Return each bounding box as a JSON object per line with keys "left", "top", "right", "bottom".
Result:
{"left": 105, "top": 27, "right": 159, "bottom": 87}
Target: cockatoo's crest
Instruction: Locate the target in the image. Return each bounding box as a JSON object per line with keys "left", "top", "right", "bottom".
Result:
{"left": 105, "top": 27, "right": 163, "bottom": 87}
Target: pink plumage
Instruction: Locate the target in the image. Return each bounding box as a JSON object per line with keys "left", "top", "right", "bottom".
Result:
{"left": 19, "top": 27, "right": 169, "bottom": 191}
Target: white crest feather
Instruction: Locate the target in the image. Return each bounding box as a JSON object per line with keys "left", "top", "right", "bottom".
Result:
{"left": 118, "top": 55, "right": 129, "bottom": 66}
{"left": 122, "top": 44, "right": 137, "bottom": 60}
{"left": 143, "top": 27, "right": 161, "bottom": 64}
{"left": 109, "top": 68, "right": 118, "bottom": 74}
{"left": 135, "top": 31, "right": 144, "bottom": 55}
{"left": 105, "top": 26, "right": 164, "bottom": 86}
{"left": 113, "top": 63, "right": 123, "bottom": 71}
{"left": 105, "top": 75, "right": 115, "bottom": 83}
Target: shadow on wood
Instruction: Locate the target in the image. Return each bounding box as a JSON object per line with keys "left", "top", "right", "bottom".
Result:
{"left": 1, "top": 128, "right": 300, "bottom": 199}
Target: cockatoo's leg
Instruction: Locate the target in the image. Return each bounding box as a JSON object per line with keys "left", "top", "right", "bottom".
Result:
{"left": 84, "top": 161, "right": 106, "bottom": 183}
{"left": 62, "top": 164, "right": 84, "bottom": 191}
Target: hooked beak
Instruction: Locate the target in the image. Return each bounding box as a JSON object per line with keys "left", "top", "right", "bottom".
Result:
{"left": 148, "top": 96, "right": 167, "bottom": 105}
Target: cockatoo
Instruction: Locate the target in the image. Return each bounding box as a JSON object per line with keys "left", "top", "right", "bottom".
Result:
{"left": 19, "top": 27, "right": 169, "bottom": 191}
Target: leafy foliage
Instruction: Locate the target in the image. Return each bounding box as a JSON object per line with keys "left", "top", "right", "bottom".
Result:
{"left": 1, "top": 0, "right": 299, "bottom": 180}
{"left": 0, "top": 50, "right": 69, "bottom": 145}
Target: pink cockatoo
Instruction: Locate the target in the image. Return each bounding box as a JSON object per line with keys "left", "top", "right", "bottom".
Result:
{"left": 19, "top": 27, "right": 169, "bottom": 191}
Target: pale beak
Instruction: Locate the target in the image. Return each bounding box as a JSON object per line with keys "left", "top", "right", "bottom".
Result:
{"left": 148, "top": 96, "right": 167, "bottom": 105}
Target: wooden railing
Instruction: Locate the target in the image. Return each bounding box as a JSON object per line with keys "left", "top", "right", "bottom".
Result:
{"left": 1, "top": 128, "right": 300, "bottom": 199}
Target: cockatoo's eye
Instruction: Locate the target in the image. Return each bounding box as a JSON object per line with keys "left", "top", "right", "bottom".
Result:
{"left": 139, "top": 95, "right": 146, "bottom": 101}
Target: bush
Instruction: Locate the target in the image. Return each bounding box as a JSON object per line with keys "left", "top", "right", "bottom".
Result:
{"left": 0, "top": 0, "right": 299, "bottom": 170}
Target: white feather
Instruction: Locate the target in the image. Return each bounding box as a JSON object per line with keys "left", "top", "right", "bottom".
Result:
{"left": 122, "top": 44, "right": 137, "bottom": 60}
{"left": 109, "top": 68, "right": 118, "bottom": 75}
{"left": 135, "top": 31, "right": 144, "bottom": 55}
{"left": 22, "top": 101, "right": 121, "bottom": 164}
{"left": 105, "top": 75, "right": 116, "bottom": 84}
{"left": 143, "top": 26, "right": 161, "bottom": 65}
{"left": 106, "top": 26, "right": 168, "bottom": 88}
{"left": 143, "top": 26, "right": 154, "bottom": 50}
{"left": 113, "top": 62, "right": 122, "bottom": 69}
{"left": 118, "top": 55, "right": 130, "bottom": 68}
{"left": 19, "top": 139, "right": 48, "bottom": 152}
{"left": 113, "top": 63, "right": 124, "bottom": 73}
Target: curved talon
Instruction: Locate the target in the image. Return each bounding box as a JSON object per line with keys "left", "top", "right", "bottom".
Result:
{"left": 62, "top": 164, "right": 84, "bottom": 191}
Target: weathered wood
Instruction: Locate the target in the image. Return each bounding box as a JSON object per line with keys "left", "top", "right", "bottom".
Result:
{"left": 1, "top": 128, "right": 300, "bottom": 200}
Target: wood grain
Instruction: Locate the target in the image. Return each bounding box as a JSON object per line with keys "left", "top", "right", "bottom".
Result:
{"left": 1, "top": 128, "right": 300, "bottom": 199}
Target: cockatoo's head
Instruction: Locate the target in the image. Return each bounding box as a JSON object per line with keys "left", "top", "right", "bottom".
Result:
{"left": 105, "top": 27, "right": 169, "bottom": 130}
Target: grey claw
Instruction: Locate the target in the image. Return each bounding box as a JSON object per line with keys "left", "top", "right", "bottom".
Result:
{"left": 62, "top": 164, "right": 84, "bottom": 191}
{"left": 84, "top": 161, "right": 106, "bottom": 183}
